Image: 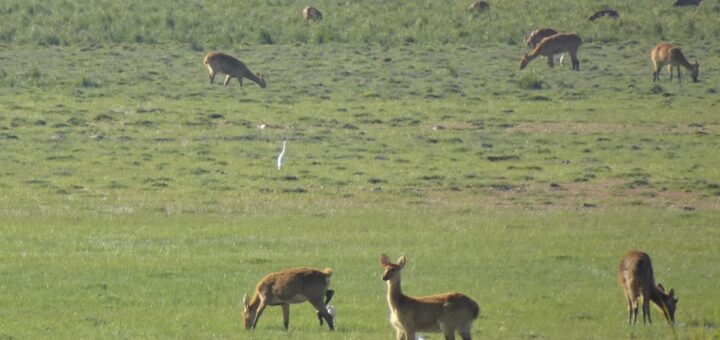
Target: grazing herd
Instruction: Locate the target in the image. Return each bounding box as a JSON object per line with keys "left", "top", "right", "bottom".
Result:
{"left": 242, "top": 251, "right": 677, "bottom": 338}
{"left": 198, "top": 3, "right": 694, "bottom": 338}
{"left": 202, "top": 2, "right": 703, "bottom": 95}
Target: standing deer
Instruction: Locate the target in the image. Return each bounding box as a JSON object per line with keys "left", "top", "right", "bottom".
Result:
{"left": 203, "top": 52, "right": 267, "bottom": 88}
{"left": 242, "top": 267, "right": 335, "bottom": 331}
{"left": 520, "top": 33, "right": 582, "bottom": 71}
{"left": 618, "top": 251, "right": 678, "bottom": 325}
{"left": 651, "top": 43, "right": 700, "bottom": 83}
{"left": 303, "top": 6, "right": 323, "bottom": 21}
{"left": 381, "top": 254, "right": 480, "bottom": 340}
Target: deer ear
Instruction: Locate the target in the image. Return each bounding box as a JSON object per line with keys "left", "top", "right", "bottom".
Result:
{"left": 397, "top": 256, "right": 406, "bottom": 268}
{"left": 668, "top": 288, "right": 675, "bottom": 297}
{"left": 243, "top": 294, "right": 250, "bottom": 307}
{"left": 381, "top": 254, "right": 390, "bottom": 266}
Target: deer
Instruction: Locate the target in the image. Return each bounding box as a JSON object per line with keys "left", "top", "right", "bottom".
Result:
{"left": 673, "top": 0, "right": 701, "bottom": 7}
{"left": 651, "top": 43, "right": 700, "bottom": 83}
{"left": 303, "top": 6, "right": 323, "bottom": 21}
{"left": 618, "top": 251, "right": 678, "bottom": 325}
{"left": 520, "top": 33, "right": 582, "bottom": 71}
{"left": 203, "top": 52, "right": 267, "bottom": 89}
{"left": 525, "top": 28, "right": 564, "bottom": 66}
{"left": 589, "top": 9, "right": 620, "bottom": 21}
{"left": 242, "top": 267, "right": 335, "bottom": 331}
{"left": 381, "top": 254, "right": 480, "bottom": 340}
{"left": 467, "top": 1, "right": 490, "bottom": 11}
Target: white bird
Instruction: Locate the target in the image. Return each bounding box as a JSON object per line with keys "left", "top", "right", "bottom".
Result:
{"left": 277, "top": 140, "right": 287, "bottom": 170}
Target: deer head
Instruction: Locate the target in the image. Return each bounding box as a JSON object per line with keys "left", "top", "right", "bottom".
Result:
{"left": 256, "top": 73, "right": 267, "bottom": 88}
{"left": 690, "top": 62, "right": 699, "bottom": 82}
{"left": 381, "top": 254, "right": 406, "bottom": 282}
{"left": 520, "top": 53, "right": 530, "bottom": 70}
{"left": 242, "top": 294, "right": 257, "bottom": 329}
{"left": 656, "top": 284, "right": 679, "bottom": 324}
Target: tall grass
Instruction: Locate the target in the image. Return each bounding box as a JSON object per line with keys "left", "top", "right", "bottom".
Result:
{"left": 1, "top": 0, "right": 718, "bottom": 47}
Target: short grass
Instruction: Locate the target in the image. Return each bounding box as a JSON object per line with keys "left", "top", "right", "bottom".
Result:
{"left": 1, "top": 1, "right": 720, "bottom": 339}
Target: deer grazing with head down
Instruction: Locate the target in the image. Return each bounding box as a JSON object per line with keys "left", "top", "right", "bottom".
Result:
{"left": 242, "top": 267, "right": 335, "bottom": 331}
{"left": 520, "top": 33, "right": 582, "bottom": 71}
{"left": 651, "top": 43, "right": 699, "bottom": 83}
{"left": 525, "top": 28, "right": 564, "bottom": 66}
{"left": 618, "top": 251, "right": 678, "bottom": 325}
{"left": 203, "top": 52, "right": 267, "bottom": 89}
{"left": 303, "top": 6, "right": 323, "bottom": 21}
{"left": 381, "top": 254, "right": 480, "bottom": 340}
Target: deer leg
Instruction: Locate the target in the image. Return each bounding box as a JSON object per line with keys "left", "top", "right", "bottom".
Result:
{"left": 459, "top": 321, "right": 473, "bottom": 340}
{"left": 309, "top": 298, "right": 334, "bottom": 330}
{"left": 627, "top": 296, "right": 634, "bottom": 325}
{"left": 209, "top": 72, "right": 216, "bottom": 84}
{"left": 281, "top": 303, "right": 290, "bottom": 330}
{"left": 641, "top": 296, "right": 651, "bottom": 324}
{"left": 677, "top": 68, "right": 682, "bottom": 83}
{"left": 223, "top": 75, "right": 232, "bottom": 86}
{"left": 239, "top": 77, "right": 244, "bottom": 87}
{"left": 546, "top": 56, "right": 554, "bottom": 68}
{"left": 668, "top": 65, "right": 674, "bottom": 82}
{"left": 318, "top": 289, "right": 335, "bottom": 325}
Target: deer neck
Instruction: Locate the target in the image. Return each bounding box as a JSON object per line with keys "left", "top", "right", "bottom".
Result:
{"left": 386, "top": 277, "right": 405, "bottom": 307}
{"left": 244, "top": 70, "right": 263, "bottom": 86}
{"left": 672, "top": 51, "right": 694, "bottom": 70}
{"left": 650, "top": 288, "right": 670, "bottom": 318}
{"left": 248, "top": 293, "right": 262, "bottom": 313}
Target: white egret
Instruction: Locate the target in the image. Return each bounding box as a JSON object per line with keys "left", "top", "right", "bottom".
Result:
{"left": 277, "top": 140, "right": 287, "bottom": 170}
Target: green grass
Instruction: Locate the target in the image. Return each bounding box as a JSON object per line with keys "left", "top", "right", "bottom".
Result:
{"left": 1, "top": 0, "right": 720, "bottom": 339}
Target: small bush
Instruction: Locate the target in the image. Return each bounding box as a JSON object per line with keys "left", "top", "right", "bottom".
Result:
{"left": 518, "top": 75, "right": 546, "bottom": 90}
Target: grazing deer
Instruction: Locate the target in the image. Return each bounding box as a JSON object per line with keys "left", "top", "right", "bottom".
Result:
{"left": 520, "top": 33, "right": 582, "bottom": 71}
{"left": 242, "top": 267, "right": 335, "bottom": 331}
{"left": 618, "top": 251, "right": 678, "bottom": 325}
{"left": 381, "top": 254, "right": 480, "bottom": 340}
{"left": 525, "top": 28, "right": 564, "bottom": 66}
{"left": 589, "top": 9, "right": 620, "bottom": 21}
{"left": 651, "top": 43, "right": 700, "bottom": 83}
{"left": 303, "top": 6, "right": 323, "bottom": 21}
{"left": 673, "top": 0, "right": 701, "bottom": 7}
{"left": 203, "top": 52, "right": 267, "bottom": 89}
{"left": 468, "top": 1, "right": 490, "bottom": 11}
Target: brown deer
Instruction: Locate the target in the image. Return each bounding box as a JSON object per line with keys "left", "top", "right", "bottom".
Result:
{"left": 651, "top": 43, "right": 700, "bottom": 83}
{"left": 303, "top": 6, "right": 323, "bottom": 21}
{"left": 242, "top": 267, "right": 335, "bottom": 331}
{"left": 525, "top": 28, "right": 564, "bottom": 66}
{"left": 618, "top": 251, "right": 678, "bottom": 325}
{"left": 468, "top": 1, "right": 490, "bottom": 11}
{"left": 381, "top": 254, "right": 480, "bottom": 340}
{"left": 203, "top": 52, "right": 267, "bottom": 88}
{"left": 520, "top": 33, "right": 582, "bottom": 71}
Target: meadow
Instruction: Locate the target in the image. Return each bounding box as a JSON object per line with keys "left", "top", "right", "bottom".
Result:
{"left": 1, "top": 0, "right": 720, "bottom": 339}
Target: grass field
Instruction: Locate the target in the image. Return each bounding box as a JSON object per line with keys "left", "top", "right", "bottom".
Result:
{"left": 1, "top": 0, "right": 720, "bottom": 339}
